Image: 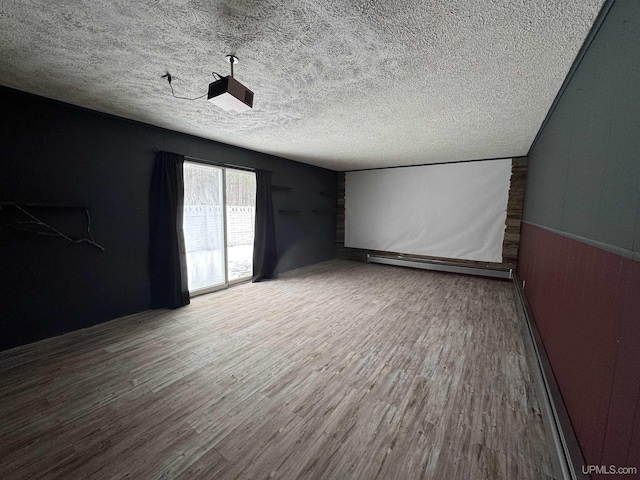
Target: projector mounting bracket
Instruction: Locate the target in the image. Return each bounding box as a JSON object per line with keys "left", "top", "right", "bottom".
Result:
{"left": 225, "top": 55, "right": 238, "bottom": 78}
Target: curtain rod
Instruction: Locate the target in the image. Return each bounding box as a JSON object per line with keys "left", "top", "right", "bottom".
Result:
{"left": 185, "top": 155, "right": 262, "bottom": 173}
{"left": 153, "top": 149, "right": 272, "bottom": 174}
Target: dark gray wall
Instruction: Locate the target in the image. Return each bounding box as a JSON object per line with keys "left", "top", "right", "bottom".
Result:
{"left": 0, "top": 86, "right": 336, "bottom": 351}
{"left": 519, "top": 0, "right": 640, "bottom": 473}
{"left": 523, "top": 0, "right": 640, "bottom": 257}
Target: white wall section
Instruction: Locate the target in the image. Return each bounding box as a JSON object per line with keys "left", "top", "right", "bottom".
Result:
{"left": 345, "top": 160, "right": 512, "bottom": 262}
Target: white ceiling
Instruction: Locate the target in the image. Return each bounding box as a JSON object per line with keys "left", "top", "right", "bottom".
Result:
{"left": 0, "top": 0, "right": 603, "bottom": 171}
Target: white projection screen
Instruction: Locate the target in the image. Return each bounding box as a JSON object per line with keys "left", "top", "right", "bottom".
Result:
{"left": 345, "top": 159, "right": 512, "bottom": 263}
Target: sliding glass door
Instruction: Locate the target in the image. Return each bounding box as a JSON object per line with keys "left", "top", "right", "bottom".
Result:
{"left": 226, "top": 169, "right": 256, "bottom": 282}
{"left": 182, "top": 161, "right": 255, "bottom": 295}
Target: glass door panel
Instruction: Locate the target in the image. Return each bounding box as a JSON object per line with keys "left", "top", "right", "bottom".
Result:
{"left": 226, "top": 169, "right": 256, "bottom": 281}
{"left": 183, "top": 162, "right": 226, "bottom": 292}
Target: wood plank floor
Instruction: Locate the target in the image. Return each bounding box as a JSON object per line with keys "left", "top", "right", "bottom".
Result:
{"left": 0, "top": 260, "right": 555, "bottom": 479}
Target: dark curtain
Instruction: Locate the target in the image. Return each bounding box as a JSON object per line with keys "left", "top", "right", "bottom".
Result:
{"left": 252, "top": 169, "right": 278, "bottom": 282}
{"left": 149, "top": 151, "right": 190, "bottom": 308}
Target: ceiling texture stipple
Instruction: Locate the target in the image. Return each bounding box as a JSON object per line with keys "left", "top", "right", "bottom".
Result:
{"left": 0, "top": 0, "right": 603, "bottom": 171}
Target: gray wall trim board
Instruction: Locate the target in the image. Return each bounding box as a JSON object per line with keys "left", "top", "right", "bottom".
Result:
{"left": 523, "top": 221, "right": 640, "bottom": 262}
{"left": 527, "top": 0, "right": 616, "bottom": 156}
{"left": 511, "top": 274, "right": 589, "bottom": 480}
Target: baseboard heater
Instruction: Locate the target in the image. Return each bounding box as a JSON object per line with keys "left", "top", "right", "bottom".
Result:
{"left": 512, "top": 275, "right": 588, "bottom": 480}
{"left": 367, "top": 254, "right": 513, "bottom": 279}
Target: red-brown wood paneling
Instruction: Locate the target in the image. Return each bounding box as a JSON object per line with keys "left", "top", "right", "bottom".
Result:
{"left": 629, "top": 381, "right": 640, "bottom": 472}
{"left": 602, "top": 257, "right": 640, "bottom": 469}
{"left": 518, "top": 222, "right": 639, "bottom": 478}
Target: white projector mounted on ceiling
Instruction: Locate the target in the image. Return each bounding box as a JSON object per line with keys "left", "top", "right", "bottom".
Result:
{"left": 207, "top": 55, "right": 254, "bottom": 113}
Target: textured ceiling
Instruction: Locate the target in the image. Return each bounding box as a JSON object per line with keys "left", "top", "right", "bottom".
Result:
{"left": 0, "top": 0, "right": 603, "bottom": 171}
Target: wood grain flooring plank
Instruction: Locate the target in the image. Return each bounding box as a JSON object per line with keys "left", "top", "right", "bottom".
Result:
{"left": 172, "top": 445, "right": 229, "bottom": 480}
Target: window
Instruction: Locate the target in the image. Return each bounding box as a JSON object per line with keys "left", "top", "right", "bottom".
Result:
{"left": 182, "top": 162, "right": 256, "bottom": 294}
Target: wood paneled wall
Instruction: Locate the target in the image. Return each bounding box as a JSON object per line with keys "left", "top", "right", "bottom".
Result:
{"left": 335, "top": 158, "right": 527, "bottom": 269}
{"left": 502, "top": 157, "right": 528, "bottom": 266}
{"left": 518, "top": 223, "right": 640, "bottom": 476}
